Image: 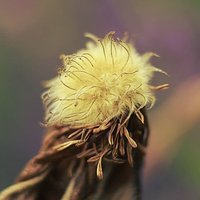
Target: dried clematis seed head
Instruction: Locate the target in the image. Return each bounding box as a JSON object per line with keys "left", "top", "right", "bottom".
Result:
{"left": 42, "top": 32, "right": 166, "bottom": 126}
{"left": 0, "top": 32, "right": 168, "bottom": 200}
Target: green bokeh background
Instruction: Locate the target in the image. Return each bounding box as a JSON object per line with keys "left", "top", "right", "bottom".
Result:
{"left": 0, "top": 1, "right": 200, "bottom": 199}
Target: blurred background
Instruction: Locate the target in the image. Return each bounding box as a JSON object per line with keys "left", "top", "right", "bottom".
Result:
{"left": 0, "top": 0, "right": 200, "bottom": 199}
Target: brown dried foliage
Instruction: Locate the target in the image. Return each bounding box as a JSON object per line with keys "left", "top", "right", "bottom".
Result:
{"left": 0, "top": 108, "right": 149, "bottom": 200}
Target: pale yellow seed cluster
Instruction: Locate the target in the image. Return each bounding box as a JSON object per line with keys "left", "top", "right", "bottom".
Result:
{"left": 42, "top": 32, "right": 163, "bottom": 126}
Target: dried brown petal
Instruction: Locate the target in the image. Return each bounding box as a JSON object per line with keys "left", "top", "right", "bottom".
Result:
{"left": 123, "top": 127, "right": 137, "bottom": 148}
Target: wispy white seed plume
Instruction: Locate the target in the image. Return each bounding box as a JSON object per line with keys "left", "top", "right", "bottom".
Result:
{"left": 42, "top": 32, "right": 165, "bottom": 126}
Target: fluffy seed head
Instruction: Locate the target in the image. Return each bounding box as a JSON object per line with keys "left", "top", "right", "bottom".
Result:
{"left": 42, "top": 32, "right": 164, "bottom": 126}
